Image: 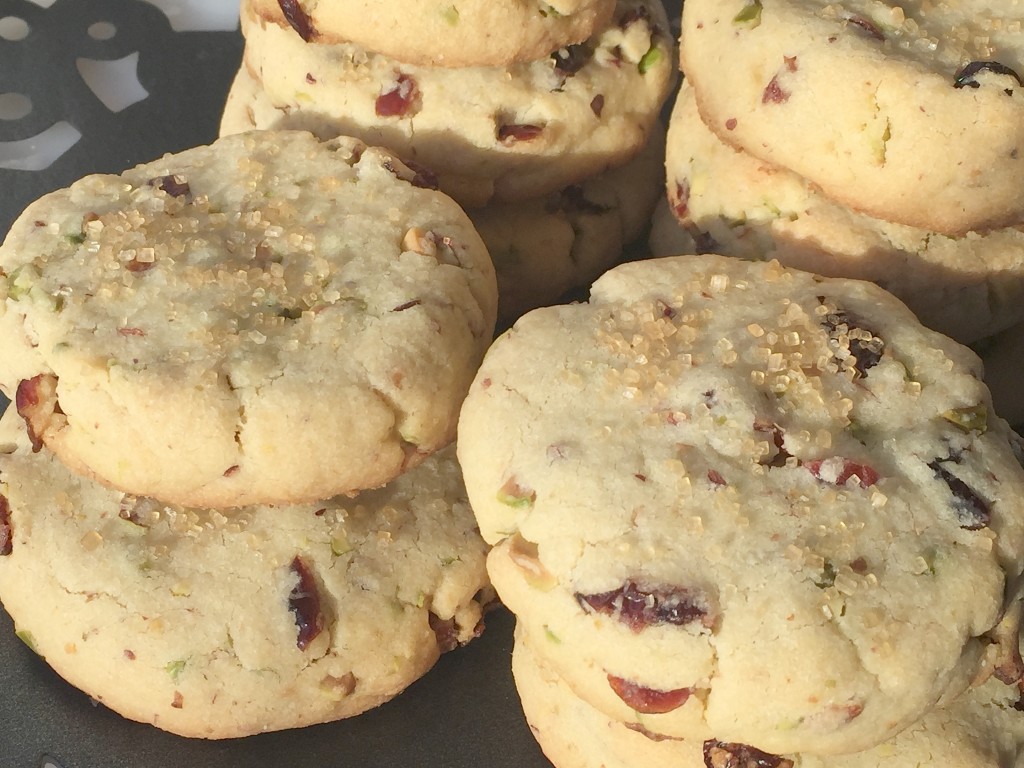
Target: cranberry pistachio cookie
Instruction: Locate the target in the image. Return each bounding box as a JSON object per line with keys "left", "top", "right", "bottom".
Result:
{"left": 0, "top": 410, "right": 491, "bottom": 738}
{"left": 512, "top": 624, "right": 1024, "bottom": 768}
{"left": 680, "top": 0, "right": 1024, "bottom": 235}
{"left": 457, "top": 254, "right": 1024, "bottom": 754}
{"left": 661, "top": 82, "right": 1024, "bottom": 344}
{"left": 244, "top": 0, "right": 617, "bottom": 68}
{"left": 0, "top": 130, "right": 496, "bottom": 508}
{"left": 234, "top": 0, "right": 674, "bottom": 208}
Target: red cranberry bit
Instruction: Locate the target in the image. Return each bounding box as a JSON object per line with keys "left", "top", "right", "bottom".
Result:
{"left": 402, "top": 159, "right": 439, "bottom": 190}
{"left": 754, "top": 421, "right": 791, "bottom": 468}
{"left": 704, "top": 740, "right": 795, "bottom": 768}
{"left": 376, "top": 73, "right": 420, "bottom": 118}
{"left": 725, "top": 117, "right": 738, "bottom": 130}
{"left": 117, "top": 327, "right": 145, "bottom": 337}
{"left": 844, "top": 14, "right": 884, "bottom": 41}
{"left": 708, "top": 469, "right": 727, "bottom": 486}
{"left": 608, "top": 675, "right": 692, "bottom": 714}
{"left": 784, "top": 55, "right": 798, "bottom": 72}
{"left": 149, "top": 174, "right": 191, "bottom": 199}
{"left": 671, "top": 179, "right": 691, "bottom": 219}
{"left": 392, "top": 299, "right": 422, "bottom": 312}
{"left": 590, "top": 94, "right": 605, "bottom": 117}
{"left": 762, "top": 75, "right": 790, "bottom": 103}
{"left": 552, "top": 44, "right": 592, "bottom": 78}
{"left": 278, "top": 0, "right": 317, "bottom": 41}
{"left": 428, "top": 612, "right": 460, "bottom": 653}
{"left": 576, "top": 581, "right": 711, "bottom": 631}
{"left": 497, "top": 123, "right": 544, "bottom": 145}
{"left": 927, "top": 460, "right": 990, "bottom": 529}
{"left": 288, "top": 556, "right": 325, "bottom": 651}
{"left": 0, "top": 494, "right": 12, "bottom": 556}
{"left": 954, "top": 60, "right": 1022, "bottom": 90}
{"left": 804, "top": 457, "right": 879, "bottom": 487}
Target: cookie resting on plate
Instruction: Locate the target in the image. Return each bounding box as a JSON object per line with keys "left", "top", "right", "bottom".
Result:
{"left": 458, "top": 253, "right": 1024, "bottom": 755}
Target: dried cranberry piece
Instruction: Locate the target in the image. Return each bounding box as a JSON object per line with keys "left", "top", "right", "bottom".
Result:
{"left": 288, "top": 556, "right": 325, "bottom": 650}
{"left": 927, "top": 460, "right": 990, "bottom": 529}
{"left": 954, "top": 61, "right": 1023, "bottom": 91}
{"left": 428, "top": 612, "right": 460, "bottom": 653}
{"left": 402, "top": 159, "right": 439, "bottom": 190}
{"left": 576, "top": 581, "right": 711, "bottom": 631}
{"left": 762, "top": 75, "right": 790, "bottom": 103}
{"left": 375, "top": 74, "right": 420, "bottom": 118}
{"left": 0, "top": 494, "right": 11, "bottom": 556}
{"left": 497, "top": 124, "right": 544, "bottom": 145}
{"left": 703, "top": 740, "right": 795, "bottom": 768}
{"left": 590, "top": 94, "right": 605, "bottom": 117}
{"left": 278, "top": 0, "right": 317, "bottom": 41}
{"left": 804, "top": 457, "right": 879, "bottom": 487}
{"left": 844, "top": 14, "right": 884, "bottom": 40}
{"left": 671, "top": 179, "right": 691, "bottom": 219}
{"left": 148, "top": 174, "right": 190, "bottom": 199}
{"left": 392, "top": 299, "right": 422, "bottom": 312}
{"left": 819, "top": 303, "right": 884, "bottom": 376}
{"left": 607, "top": 674, "right": 692, "bottom": 714}
{"left": 125, "top": 259, "right": 155, "bottom": 273}
{"left": 552, "top": 44, "right": 592, "bottom": 78}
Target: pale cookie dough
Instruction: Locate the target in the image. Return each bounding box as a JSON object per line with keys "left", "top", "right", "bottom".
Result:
{"left": 0, "top": 410, "right": 492, "bottom": 739}
{"left": 512, "top": 624, "right": 1024, "bottom": 768}
{"left": 223, "top": 79, "right": 665, "bottom": 328}
{"left": 244, "top": 0, "right": 618, "bottom": 68}
{"left": 0, "top": 130, "right": 496, "bottom": 508}
{"left": 231, "top": 0, "right": 674, "bottom": 208}
{"left": 458, "top": 254, "right": 1024, "bottom": 755}
{"left": 680, "top": 0, "right": 1024, "bottom": 235}
{"left": 659, "top": 82, "right": 1024, "bottom": 344}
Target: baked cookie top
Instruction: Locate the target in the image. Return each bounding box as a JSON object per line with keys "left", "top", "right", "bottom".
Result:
{"left": 236, "top": 0, "right": 675, "bottom": 208}
{"left": 244, "top": 0, "right": 618, "bottom": 68}
{"left": 680, "top": 0, "right": 1024, "bottom": 235}
{"left": 0, "top": 130, "right": 496, "bottom": 508}
{"left": 512, "top": 624, "right": 1024, "bottom": 768}
{"left": 0, "top": 410, "right": 491, "bottom": 739}
{"left": 457, "top": 254, "right": 1024, "bottom": 754}
{"left": 663, "top": 81, "right": 1024, "bottom": 344}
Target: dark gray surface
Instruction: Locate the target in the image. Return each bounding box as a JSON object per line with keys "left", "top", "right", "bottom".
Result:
{"left": 0, "top": 0, "right": 683, "bottom": 764}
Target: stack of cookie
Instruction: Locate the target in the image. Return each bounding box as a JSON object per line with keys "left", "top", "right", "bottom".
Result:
{"left": 650, "top": 0, "right": 1024, "bottom": 353}
{"left": 457, "top": 254, "right": 1024, "bottom": 765}
{"left": 218, "top": 0, "right": 677, "bottom": 327}
{"left": 0, "top": 130, "right": 498, "bottom": 738}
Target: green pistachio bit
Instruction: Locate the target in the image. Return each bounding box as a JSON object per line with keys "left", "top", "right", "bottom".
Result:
{"left": 638, "top": 46, "right": 663, "bottom": 75}
{"left": 942, "top": 404, "right": 988, "bottom": 434}
{"left": 538, "top": 3, "right": 563, "bottom": 18}
{"left": 440, "top": 555, "right": 460, "bottom": 566}
{"left": 330, "top": 533, "right": 353, "bottom": 556}
{"left": 733, "top": 0, "right": 763, "bottom": 28}
{"left": 814, "top": 560, "right": 837, "bottom": 589}
{"left": 7, "top": 265, "right": 36, "bottom": 300}
{"left": 497, "top": 477, "right": 536, "bottom": 509}
{"left": 65, "top": 232, "right": 86, "bottom": 245}
{"left": 165, "top": 659, "right": 187, "bottom": 681}
{"left": 441, "top": 5, "right": 459, "bottom": 24}
{"left": 15, "top": 629, "right": 38, "bottom": 653}
{"left": 543, "top": 625, "right": 561, "bottom": 644}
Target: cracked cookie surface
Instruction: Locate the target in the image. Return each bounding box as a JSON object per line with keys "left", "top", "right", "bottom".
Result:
{"left": 512, "top": 623, "right": 1024, "bottom": 768}
{"left": 0, "top": 409, "right": 491, "bottom": 738}
{"left": 0, "top": 130, "right": 496, "bottom": 508}
{"left": 681, "top": 0, "right": 1024, "bottom": 235}
{"left": 457, "top": 254, "right": 1024, "bottom": 755}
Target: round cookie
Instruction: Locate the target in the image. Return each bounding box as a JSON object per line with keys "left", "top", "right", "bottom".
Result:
{"left": 233, "top": 0, "right": 675, "bottom": 208}
{"left": 661, "top": 82, "right": 1024, "bottom": 344}
{"left": 0, "top": 409, "right": 492, "bottom": 739}
{"left": 244, "top": 0, "right": 618, "bottom": 68}
{"left": 680, "top": 0, "right": 1024, "bottom": 235}
{"left": 512, "top": 624, "right": 1024, "bottom": 768}
{"left": 457, "top": 254, "right": 1024, "bottom": 754}
{"left": 0, "top": 130, "right": 497, "bottom": 508}
{"left": 223, "top": 76, "right": 665, "bottom": 328}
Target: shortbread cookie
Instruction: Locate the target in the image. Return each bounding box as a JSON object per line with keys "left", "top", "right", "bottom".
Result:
{"left": 245, "top": 0, "right": 617, "bottom": 68}
{"left": 233, "top": 0, "right": 674, "bottom": 208}
{"left": 0, "top": 409, "right": 491, "bottom": 739}
{"left": 680, "top": 0, "right": 1024, "bottom": 235}
{"left": 0, "top": 130, "right": 496, "bottom": 508}
{"left": 512, "top": 625, "right": 1024, "bottom": 768}
{"left": 458, "top": 254, "right": 1024, "bottom": 754}
{"left": 661, "top": 82, "right": 1024, "bottom": 343}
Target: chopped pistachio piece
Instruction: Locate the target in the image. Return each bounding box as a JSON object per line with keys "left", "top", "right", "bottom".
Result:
{"left": 733, "top": 0, "right": 763, "bottom": 28}
{"left": 638, "top": 46, "right": 663, "bottom": 75}
{"left": 942, "top": 404, "right": 988, "bottom": 433}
